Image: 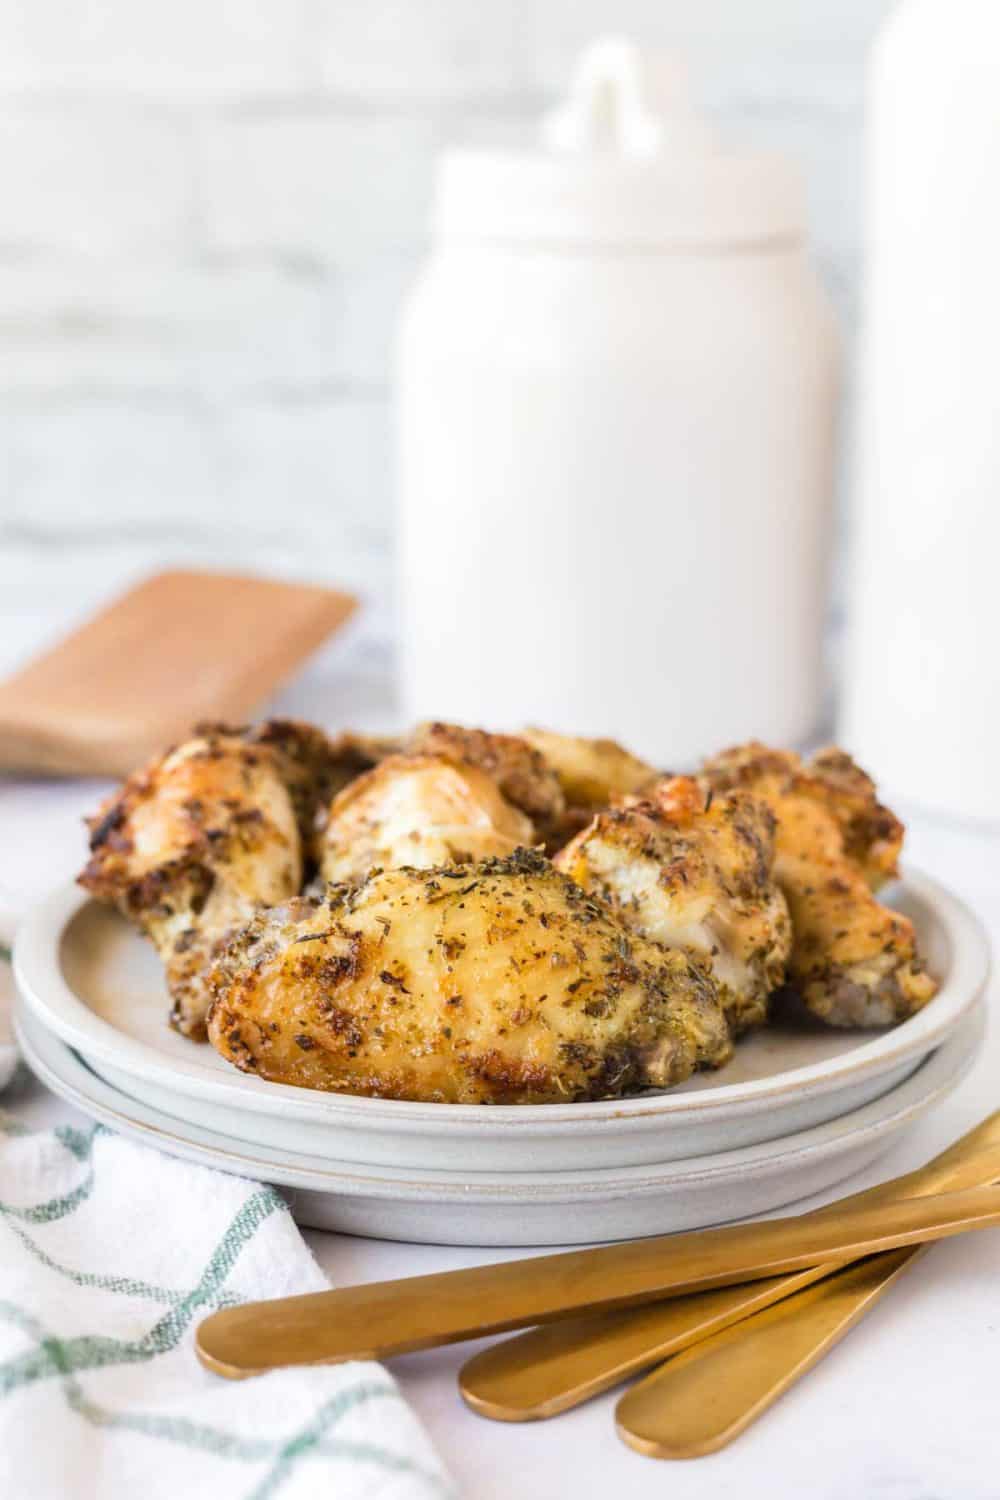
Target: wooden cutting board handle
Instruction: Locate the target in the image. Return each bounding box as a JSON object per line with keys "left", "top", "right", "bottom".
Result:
{"left": 0, "top": 569, "right": 356, "bottom": 777}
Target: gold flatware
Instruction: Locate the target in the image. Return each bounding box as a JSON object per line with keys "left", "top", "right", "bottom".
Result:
{"left": 614, "top": 1114, "right": 1000, "bottom": 1458}
{"left": 197, "top": 1182, "right": 1000, "bottom": 1377}
{"left": 458, "top": 1269, "right": 831, "bottom": 1422}
{"left": 615, "top": 1247, "right": 917, "bottom": 1458}
{"left": 459, "top": 1112, "right": 1000, "bottom": 1421}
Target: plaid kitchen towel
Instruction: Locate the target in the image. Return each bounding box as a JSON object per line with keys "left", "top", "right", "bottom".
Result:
{"left": 0, "top": 936, "right": 456, "bottom": 1500}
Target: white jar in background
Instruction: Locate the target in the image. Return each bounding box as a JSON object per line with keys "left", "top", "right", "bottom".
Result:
{"left": 396, "top": 40, "right": 841, "bottom": 765}
{"left": 841, "top": 2, "right": 1000, "bottom": 821}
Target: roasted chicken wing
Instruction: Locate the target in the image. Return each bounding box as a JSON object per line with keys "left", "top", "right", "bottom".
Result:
{"left": 520, "top": 727, "right": 659, "bottom": 850}
{"left": 207, "top": 848, "right": 731, "bottom": 1103}
{"left": 320, "top": 752, "right": 536, "bottom": 886}
{"left": 555, "top": 776, "right": 791, "bottom": 1033}
{"left": 521, "top": 728, "right": 658, "bottom": 809}
{"left": 701, "top": 743, "right": 936, "bottom": 1026}
{"left": 81, "top": 708, "right": 937, "bottom": 1099}
{"left": 240, "top": 719, "right": 347, "bottom": 864}
{"left": 317, "top": 724, "right": 570, "bottom": 885}
{"left": 407, "top": 722, "right": 565, "bottom": 829}
{"left": 795, "top": 746, "right": 904, "bottom": 888}
{"left": 80, "top": 721, "right": 332, "bottom": 1038}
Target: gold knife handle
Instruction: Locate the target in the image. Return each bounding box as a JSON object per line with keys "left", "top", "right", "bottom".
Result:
{"left": 615, "top": 1245, "right": 921, "bottom": 1458}
{"left": 459, "top": 1118, "right": 1000, "bottom": 1421}
{"left": 197, "top": 1183, "right": 1000, "bottom": 1376}
{"left": 615, "top": 1119, "right": 1000, "bottom": 1457}
{"left": 459, "top": 1268, "right": 830, "bottom": 1422}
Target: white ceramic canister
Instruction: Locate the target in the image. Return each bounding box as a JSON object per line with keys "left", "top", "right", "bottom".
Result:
{"left": 841, "top": 1, "right": 1000, "bottom": 822}
{"left": 396, "top": 40, "right": 841, "bottom": 764}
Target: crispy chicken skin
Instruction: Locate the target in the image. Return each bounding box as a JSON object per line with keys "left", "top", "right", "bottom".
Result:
{"left": 701, "top": 743, "right": 935, "bottom": 1027}
{"left": 555, "top": 776, "right": 791, "bottom": 1033}
{"left": 81, "top": 711, "right": 937, "bottom": 1101}
{"left": 317, "top": 724, "right": 568, "bottom": 886}
{"left": 79, "top": 722, "right": 327, "bottom": 1038}
{"left": 521, "top": 728, "right": 659, "bottom": 809}
{"left": 314, "top": 722, "right": 569, "bottom": 853}
{"left": 207, "top": 848, "right": 732, "bottom": 1103}
{"left": 238, "top": 719, "right": 346, "bottom": 864}
{"left": 519, "top": 728, "right": 659, "bottom": 851}
{"left": 301, "top": 720, "right": 650, "bottom": 856}
{"left": 320, "top": 753, "right": 536, "bottom": 886}
{"left": 800, "top": 747, "right": 904, "bottom": 888}
{"left": 406, "top": 722, "right": 566, "bottom": 828}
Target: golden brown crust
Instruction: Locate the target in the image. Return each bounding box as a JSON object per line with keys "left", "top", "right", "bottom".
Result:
{"left": 318, "top": 721, "right": 570, "bottom": 850}
{"left": 701, "top": 743, "right": 934, "bottom": 1027}
{"left": 408, "top": 722, "right": 566, "bottom": 826}
{"left": 207, "top": 848, "right": 731, "bottom": 1104}
{"left": 243, "top": 719, "right": 354, "bottom": 860}
{"left": 81, "top": 728, "right": 301, "bottom": 914}
{"left": 319, "top": 752, "right": 535, "bottom": 886}
{"left": 80, "top": 715, "right": 937, "bottom": 1081}
{"left": 556, "top": 776, "right": 790, "bottom": 1033}
{"left": 805, "top": 747, "right": 904, "bottom": 887}
{"left": 703, "top": 742, "right": 903, "bottom": 889}
{"left": 521, "top": 727, "right": 659, "bottom": 810}
{"left": 80, "top": 722, "right": 316, "bottom": 1038}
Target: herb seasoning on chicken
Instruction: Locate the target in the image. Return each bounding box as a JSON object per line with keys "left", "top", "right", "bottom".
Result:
{"left": 206, "top": 849, "right": 731, "bottom": 1104}
{"left": 701, "top": 743, "right": 936, "bottom": 1026}
{"left": 555, "top": 775, "right": 791, "bottom": 1033}
{"left": 79, "top": 721, "right": 337, "bottom": 1038}
{"left": 77, "top": 716, "right": 937, "bottom": 1097}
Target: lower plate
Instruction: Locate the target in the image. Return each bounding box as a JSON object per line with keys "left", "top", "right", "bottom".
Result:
{"left": 15, "top": 996, "right": 985, "bottom": 1247}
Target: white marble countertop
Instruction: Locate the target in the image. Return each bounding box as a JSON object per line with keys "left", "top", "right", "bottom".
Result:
{"left": 4, "top": 600, "right": 1000, "bottom": 1500}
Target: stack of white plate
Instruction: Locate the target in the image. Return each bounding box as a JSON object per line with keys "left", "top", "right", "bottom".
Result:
{"left": 14, "top": 871, "right": 989, "bottom": 1247}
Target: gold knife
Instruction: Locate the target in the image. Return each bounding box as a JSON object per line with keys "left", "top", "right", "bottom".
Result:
{"left": 197, "top": 1182, "right": 1000, "bottom": 1376}
{"left": 615, "top": 1246, "right": 919, "bottom": 1458}
{"left": 459, "top": 1113, "right": 1000, "bottom": 1420}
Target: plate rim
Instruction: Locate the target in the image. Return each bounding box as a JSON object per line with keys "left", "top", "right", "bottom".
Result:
{"left": 13, "top": 994, "right": 985, "bottom": 1205}
{"left": 13, "top": 868, "right": 991, "bottom": 1133}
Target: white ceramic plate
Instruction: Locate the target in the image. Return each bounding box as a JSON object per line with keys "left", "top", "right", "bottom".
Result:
{"left": 15, "top": 995, "right": 984, "bottom": 1246}
{"left": 13, "top": 870, "right": 990, "bottom": 1173}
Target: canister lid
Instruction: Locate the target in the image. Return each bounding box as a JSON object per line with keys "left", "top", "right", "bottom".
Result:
{"left": 432, "top": 38, "right": 805, "bottom": 248}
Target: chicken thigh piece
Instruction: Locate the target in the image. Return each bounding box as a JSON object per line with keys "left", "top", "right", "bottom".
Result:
{"left": 320, "top": 753, "right": 537, "bottom": 886}
{"left": 555, "top": 776, "right": 791, "bottom": 1033}
{"left": 207, "top": 848, "right": 732, "bottom": 1103}
{"left": 701, "top": 743, "right": 936, "bottom": 1027}
{"left": 80, "top": 722, "right": 322, "bottom": 1038}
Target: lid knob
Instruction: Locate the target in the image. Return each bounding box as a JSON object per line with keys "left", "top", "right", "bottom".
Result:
{"left": 433, "top": 35, "right": 803, "bottom": 247}
{"left": 540, "top": 36, "right": 717, "bottom": 159}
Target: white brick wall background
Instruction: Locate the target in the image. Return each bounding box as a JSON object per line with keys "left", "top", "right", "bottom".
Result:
{"left": 0, "top": 0, "right": 897, "bottom": 645}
